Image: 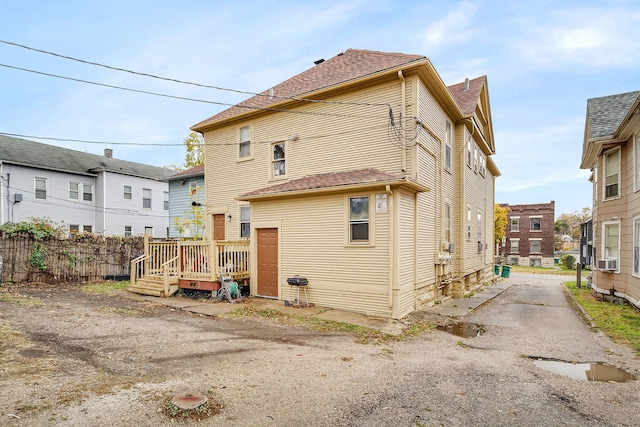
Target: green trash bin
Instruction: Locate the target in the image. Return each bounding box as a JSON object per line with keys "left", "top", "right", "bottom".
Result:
{"left": 494, "top": 264, "right": 500, "bottom": 275}
{"left": 501, "top": 265, "right": 511, "bottom": 278}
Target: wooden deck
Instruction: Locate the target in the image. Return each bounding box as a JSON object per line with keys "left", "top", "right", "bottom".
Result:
{"left": 127, "top": 236, "right": 249, "bottom": 298}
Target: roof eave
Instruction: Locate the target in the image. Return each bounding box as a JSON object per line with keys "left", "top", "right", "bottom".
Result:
{"left": 237, "top": 178, "right": 429, "bottom": 202}
{"left": 192, "top": 59, "right": 433, "bottom": 133}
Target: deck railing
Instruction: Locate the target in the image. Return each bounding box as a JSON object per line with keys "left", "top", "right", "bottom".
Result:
{"left": 136, "top": 236, "right": 250, "bottom": 282}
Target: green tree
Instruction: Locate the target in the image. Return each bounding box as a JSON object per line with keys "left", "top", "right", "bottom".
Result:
{"left": 494, "top": 204, "right": 508, "bottom": 244}
{"left": 167, "top": 131, "right": 204, "bottom": 171}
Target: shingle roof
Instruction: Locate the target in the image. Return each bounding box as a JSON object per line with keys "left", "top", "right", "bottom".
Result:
{"left": 587, "top": 90, "right": 640, "bottom": 139}
{"left": 167, "top": 164, "right": 204, "bottom": 180}
{"left": 447, "top": 76, "right": 487, "bottom": 115}
{"left": 239, "top": 168, "right": 406, "bottom": 199}
{"left": 192, "top": 49, "right": 426, "bottom": 129}
{"left": 0, "top": 134, "right": 175, "bottom": 180}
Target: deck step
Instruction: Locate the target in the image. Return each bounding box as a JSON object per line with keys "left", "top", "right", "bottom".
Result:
{"left": 127, "top": 279, "right": 179, "bottom": 298}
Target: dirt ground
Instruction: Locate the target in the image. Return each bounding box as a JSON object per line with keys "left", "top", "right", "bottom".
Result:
{"left": 0, "top": 282, "right": 399, "bottom": 426}
{"left": 2, "top": 278, "right": 640, "bottom": 426}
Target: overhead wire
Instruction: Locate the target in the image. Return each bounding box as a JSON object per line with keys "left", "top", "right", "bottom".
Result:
{"left": 0, "top": 39, "right": 391, "bottom": 109}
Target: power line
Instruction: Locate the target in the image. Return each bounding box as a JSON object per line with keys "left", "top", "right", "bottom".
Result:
{"left": 0, "top": 121, "right": 391, "bottom": 147}
{"left": 0, "top": 39, "right": 391, "bottom": 108}
{"left": 0, "top": 62, "right": 387, "bottom": 120}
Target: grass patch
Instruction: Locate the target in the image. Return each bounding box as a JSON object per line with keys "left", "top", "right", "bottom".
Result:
{"left": 564, "top": 281, "right": 640, "bottom": 354}
{"left": 0, "top": 285, "right": 43, "bottom": 306}
{"left": 81, "top": 281, "right": 129, "bottom": 295}
{"left": 510, "top": 265, "right": 581, "bottom": 276}
{"left": 221, "top": 306, "right": 433, "bottom": 344}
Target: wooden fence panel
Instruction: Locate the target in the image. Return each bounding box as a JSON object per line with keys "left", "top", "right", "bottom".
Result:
{"left": 0, "top": 232, "right": 144, "bottom": 284}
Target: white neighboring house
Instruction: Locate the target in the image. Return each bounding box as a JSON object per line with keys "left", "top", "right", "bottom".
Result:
{"left": 0, "top": 135, "right": 175, "bottom": 237}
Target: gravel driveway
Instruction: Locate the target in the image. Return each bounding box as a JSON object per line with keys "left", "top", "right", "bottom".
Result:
{"left": 1, "top": 273, "right": 639, "bottom": 426}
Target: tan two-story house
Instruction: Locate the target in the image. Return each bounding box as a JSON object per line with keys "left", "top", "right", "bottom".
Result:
{"left": 580, "top": 90, "right": 640, "bottom": 309}
{"left": 192, "top": 49, "right": 499, "bottom": 319}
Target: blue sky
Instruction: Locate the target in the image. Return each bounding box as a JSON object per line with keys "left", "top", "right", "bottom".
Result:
{"left": 1, "top": 0, "right": 639, "bottom": 217}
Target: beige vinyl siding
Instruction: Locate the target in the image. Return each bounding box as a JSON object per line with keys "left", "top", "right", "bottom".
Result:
{"left": 397, "top": 190, "right": 416, "bottom": 317}
{"left": 416, "top": 145, "right": 436, "bottom": 286}
{"left": 414, "top": 80, "right": 455, "bottom": 288}
{"left": 204, "top": 79, "right": 410, "bottom": 239}
{"left": 595, "top": 136, "right": 639, "bottom": 301}
{"left": 251, "top": 191, "right": 392, "bottom": 317}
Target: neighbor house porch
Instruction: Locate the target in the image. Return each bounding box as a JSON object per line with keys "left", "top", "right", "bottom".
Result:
{"left": 127, "top": 235, "right": 250, "bottom": 297}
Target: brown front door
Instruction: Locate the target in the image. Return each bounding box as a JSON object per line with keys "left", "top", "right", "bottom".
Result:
{"left": 257, "top": 228, "right": 278, "bottom": 297}
{"left": 213, "top": 214, "right": 225, "bottom": 241}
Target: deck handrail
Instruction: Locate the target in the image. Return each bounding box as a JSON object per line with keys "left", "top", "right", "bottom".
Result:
{"left": 161, "top": 256, "right": 179, "bottom": 296}
{"left": 132, "top": 238, "right": 250, "bottom": 285}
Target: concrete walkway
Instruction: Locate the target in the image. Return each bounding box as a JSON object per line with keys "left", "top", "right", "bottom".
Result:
{"left": 135, "top": 275, "right": 512, "bottom": 334}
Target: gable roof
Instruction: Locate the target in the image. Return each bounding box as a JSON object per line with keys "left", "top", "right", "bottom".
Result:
{"left": 192, "top": 49, "right": 426, "bottom": 130}
{"left": 447, "top": 76, "right": 487, "bottom": 115}
{"left": 586, "top": 90, "right": 640, "bottom": 139}
{"left": 238, "top": 168, "right": 428, "bottom": 201}
{"left": 0, "top": 134, "right": 175, "bottom": 180}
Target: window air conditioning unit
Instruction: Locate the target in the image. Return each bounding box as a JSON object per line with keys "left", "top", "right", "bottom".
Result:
{"left": 597, "top": 258, "right": 617, "bottom": 271}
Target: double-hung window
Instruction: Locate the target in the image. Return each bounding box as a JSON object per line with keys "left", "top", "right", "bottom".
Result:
{"left": 143, "top": 188, "right": 152, "bottom": 209}
{"left": 510, "top": 239, "right": 519, "bottom": 254}
{"left": 240, "top": 206, "right": 250, "bottom": 238}
{"left": 35, "top": 177, "right": 47, "bottom": 199}
{"left": 239, "top": 125, "right": 251, "bottom": 159}
{"left": 272, "top": 142, "right": 286, "bottom": 178}
{"left": 349, "top": 196, "right": 369, "bottom": 243}
{"left": 604, "top": 148, "right": 620, "bottom": 199}
{"left": 82, "top": 184, "right": 92, "bottom": 202}
{"left": 124, "top": 185, "right": 132, "bottom": 200}
{"left": 466, "top": 137, "right": 472, "bottom": 167}
{"left": 634, "top": 216, "right": 640, "bottom": 276}
{"left": 635, "top": 134, "right": 640, "bottom": 192}
{"left": 530, "top": 239, "right": 542, "bottom": 254}
{"left": 444, "top": 202, "right": 451, "bottom": 243}
{"left": 444, "top": 121, "right": 452, "bottom": 170}
{"left": 510, "top": 217, "right": 520, "bottom": 232}
{"left": 603, "top": 222, "right": 619, "bottom": 260}
{"left": 69, "top": 182, "right": 79, "bottom": 200}
{"left": 164, "top": 191, "right": 169, "bottom": 210}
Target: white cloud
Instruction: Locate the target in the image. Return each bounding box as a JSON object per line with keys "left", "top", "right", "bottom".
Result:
{"left": 514, "top": 6, "right": 640, "bottom": 69}
{"left": 419, "top": 1, "right": 479, "bottom": 52}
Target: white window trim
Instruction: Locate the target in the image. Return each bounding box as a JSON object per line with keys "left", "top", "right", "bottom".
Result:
{"left": 69, "top": 182, "right": 79, "bottom": 200}
{"left": 444, "top": 121, "right": 452, "bottom": 171}
{"left": 239, "top": 205, "right": 251, "bottom": 238}
{"left": 635, "top": 133, "right": 640, "bottom": 193}
{"left": 510, "top": 238, "right": 520, "bottom": 254}
{"left": 82, "top": 183, "right": 93, "bottom": 202}
{"left": 602, "top": 220, "right": 620, "bottom": 273}
{"left": 35, "top": 177, "right": 47, "bottom": 200}
{"left": 143, "top": 188, "right": 152, "bottom": 209}
{"left": 510, "top": 216, "right": 520, "bottom": 232}
{"left": 634, "top": 215, "right": 640, "bottom": 277}
{"left": 124, "top": 185, "right": 132, "bottom": 200}
{"left": 238, "top": 125, "right": 253, "bottom": 161}
{"left": 530, "top": 217, "right": 542, "bottom": 232}
{"left": 270, "top": 141, "right": 287, "bottom": 180}
{"left": 603, "top": 147, "right": 621, "bottom": 201}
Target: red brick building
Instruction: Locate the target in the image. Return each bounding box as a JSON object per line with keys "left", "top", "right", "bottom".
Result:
{"left": 500, "top": 201, "right": 555, "bottom": 267}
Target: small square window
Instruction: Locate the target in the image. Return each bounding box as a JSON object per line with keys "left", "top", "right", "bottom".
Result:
{"left": 124, "top": 226, "right": 132, "bottom": 237}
